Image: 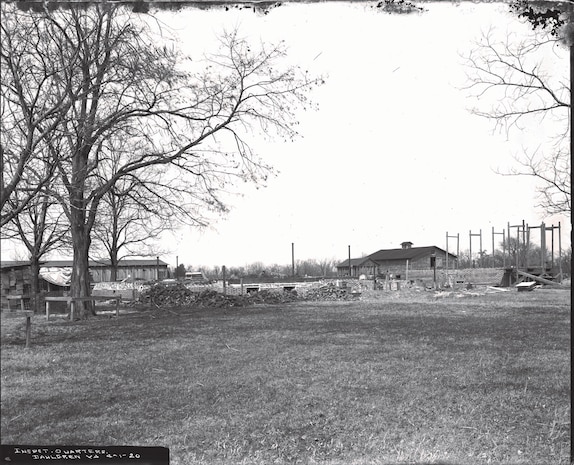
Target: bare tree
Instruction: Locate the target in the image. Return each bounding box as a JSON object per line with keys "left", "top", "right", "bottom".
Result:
{"left": 463, "top": 25, "right": 570, "bottom": 215}
{"left": 174, "top": 263, "right": 187, "bottom": 280}
{"left": 211, "top": 265, "right": 221, "bottom": 279}
{"left": 504, "top": 235, "right": 546, "bottom": 268}
{"left": 245, "top": 261, "right": 267, "bottom": 276}
{"left": 456, "top": 250, "right": 472, "bottom": 269}
{"left": 90, "top": 184, "right": 168, "bottom": 282}
{"left": 561, "top": 246, "right": 572, "bottom": 276}
{"left": 3, "top": 190, "right": 70, "bottom": 311}
{"left": 0, "top": 9, "right": 71, "bottom": 226}
{"left": 2, "top": 3, "right": 322, "bottom": 317}
{"left": 89, "top": 152, "right": 199, "bottom": 281}
{"left": 506, "top": 148, "right": 571, "bottom": 215}
{"left": 317, "top": 257, "right": 337, "bottom": 277}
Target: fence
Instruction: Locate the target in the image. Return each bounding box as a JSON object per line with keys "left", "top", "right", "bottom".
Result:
{"left": 406, "top": 268, "right": 505, "bottom": 286}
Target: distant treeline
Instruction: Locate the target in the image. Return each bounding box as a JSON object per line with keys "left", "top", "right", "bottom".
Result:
{"left": 172, "top": 258, "right": 340, "bottom": 280}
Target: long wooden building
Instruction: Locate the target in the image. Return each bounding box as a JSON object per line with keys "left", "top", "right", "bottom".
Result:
{"left": 1, "top": 259, "right": 169, "bottom": 309}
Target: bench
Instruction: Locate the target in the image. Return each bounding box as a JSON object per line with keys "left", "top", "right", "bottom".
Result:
{"left": 44, "top": 296, "right": 122, "bottom": 320}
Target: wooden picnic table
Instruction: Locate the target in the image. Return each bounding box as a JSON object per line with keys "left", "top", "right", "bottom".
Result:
{"left": 44, "top": 295, "right": 122, "bottom": 320}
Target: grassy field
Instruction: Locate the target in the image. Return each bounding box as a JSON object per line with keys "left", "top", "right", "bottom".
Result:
{"left": 0, "top": 287, "right": 570, "bottom": 465}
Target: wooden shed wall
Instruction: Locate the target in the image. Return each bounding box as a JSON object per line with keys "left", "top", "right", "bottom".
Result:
{"left": 1, "top": 267, "right": 32, "bottom": 309}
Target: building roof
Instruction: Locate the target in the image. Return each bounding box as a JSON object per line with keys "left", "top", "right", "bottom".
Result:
{"left": 368, "top": 246, "right": 457, "bottom": 262}
{"left": 336, "top": 257, "right": 377, "bottom": 268}
{"left": 1, "top": 259, "right": 169, "bottom": 269}
{"left": 41, "top": 259, "right": 170, "bottom": 267}
{"left": 0, "top": 261, "right": 34, "bottom": 270}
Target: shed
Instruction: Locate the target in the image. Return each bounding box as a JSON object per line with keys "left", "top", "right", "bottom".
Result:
{"left": 336, "top": 244, "right": 458, "bottom": 279}
{"left": 368, "top": 245, "right": 457, "bottom": 277}
{"left": 336, "top": 257, "right": 378, "bottom": 277}
{"left": 1, "top": 261, "right": 34, "bottom": 309}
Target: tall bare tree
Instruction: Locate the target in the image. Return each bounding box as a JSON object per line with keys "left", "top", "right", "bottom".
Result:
{"left": 1, "top": 3, "right": 322, "bottom": 317}
{"left": 463, "top": 17, "right": 570, "bottom": 215}
{"left": 0, "top": 8, "right": 71, "bottom": 226}
{"left": 90, "top": 165, "right": 187, "bottom": 281}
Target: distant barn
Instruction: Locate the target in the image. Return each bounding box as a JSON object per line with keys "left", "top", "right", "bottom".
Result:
{"left": 336, "top": 242, "right": 457, "bottom": 278}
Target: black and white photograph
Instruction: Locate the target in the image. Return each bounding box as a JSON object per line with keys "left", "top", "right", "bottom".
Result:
{"left": 1, "top": 0, "right": 570, "bottom": 464}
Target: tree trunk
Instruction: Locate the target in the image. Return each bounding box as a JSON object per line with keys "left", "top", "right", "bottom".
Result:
{"left": 68, "top": 136, "right": 95, "bottom": 319}
{"left": 70, "top": 200, "right": 94, "bottom": 319}
{"left": 110, "top": 250, "right": 118, "bottom": 282}
{"left": 71, "top": 236, "right": 93, "bottom": 319}
{"left": 29, "top": 258, "right": 41, "bottom": 314}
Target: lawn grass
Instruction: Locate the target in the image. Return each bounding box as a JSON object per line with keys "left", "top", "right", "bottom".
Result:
{"left": 1, "top": 288, "right": 570, "bottom": 464}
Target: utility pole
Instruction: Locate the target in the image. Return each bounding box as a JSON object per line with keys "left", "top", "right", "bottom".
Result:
{"left": 430, "top": 252, "right": 437, "bottom": 289}
{"left": 291, "top": 242, "right": 295, "bottom": 277}
{"left": 469, "top": 230, "right": 482, "bottom": 268}
{"left": 446, "top": 232, "right": 459, "bottom": 270}
{"left": 492, "top": 228, "right": 505, "bottom": 268}
{"left": 348, "top": 245, "right": 351, "bottom": 277}
{"left": 558, "top": 222, "right": 563, "bottom": 280}
{"left": 541, "top": 222, "right": 546, "bottom": 270}
{"left": 509, "top": 221, "right": 525, "bottom": 268}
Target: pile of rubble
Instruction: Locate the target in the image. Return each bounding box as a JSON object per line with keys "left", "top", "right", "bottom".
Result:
{"left": 247, "top": 289, "right": 300, "bottom": 305}
{"left": 140, "top": 284, "right": 300, "bottom": 308}
{"left": 139, "top": 284, "right": 189, "bottom": 306}
{"left": 301, "top": 283, "right": 361, "bottom": 301}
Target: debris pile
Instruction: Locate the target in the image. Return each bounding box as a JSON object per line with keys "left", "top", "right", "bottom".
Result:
{"left": 141, "top": 283, "right": 198, "bottom": 307}
{"left": 140, "top": 284, "right": 300, "bottom": 308}
{"left": 187, "top": 289, "right": 251, "bottom": 308}
{"left": 247, "top": 289, "right": 300, "bottom": 305}
{"left": 302, "top": 283, "right": 360, "bottom": 301}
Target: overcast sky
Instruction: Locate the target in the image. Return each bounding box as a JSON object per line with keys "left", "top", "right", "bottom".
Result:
{"left": 156, "top": 1, "right": 569, "bottom": 269}
{"left": 2, "top": 1, "right": 570, "bottom": 269}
